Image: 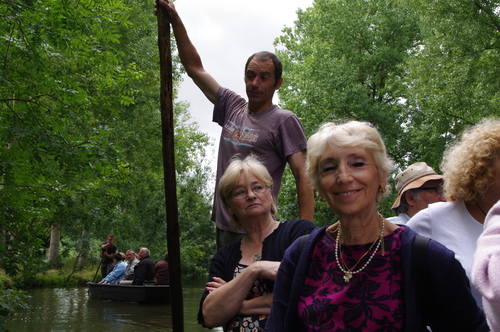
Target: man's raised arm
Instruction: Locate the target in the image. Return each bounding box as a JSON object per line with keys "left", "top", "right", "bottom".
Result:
{"left": 157, "top": 0, "right": 220, "bottom": 103}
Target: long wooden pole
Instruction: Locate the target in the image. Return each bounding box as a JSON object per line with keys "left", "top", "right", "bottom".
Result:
{"left": 157, "top": 5, "right": 184, "bottom": 332}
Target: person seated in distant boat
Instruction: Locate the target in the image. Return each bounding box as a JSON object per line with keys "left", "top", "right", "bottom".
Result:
{"left": 132, "top": 247, "right": 155, "bottom": 285}
{"left": 98, "top": 253, "right": 127, "bottom": 285}
{"left": 119, "top": 249, "right": 140, "bottom": 285}
{"left": 155, "top": 251, "right": 170, "bottom": 285}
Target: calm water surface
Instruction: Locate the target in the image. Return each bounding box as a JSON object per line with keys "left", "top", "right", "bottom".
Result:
{"left": 5, "top": 281, "right": 222, "bottom": 332}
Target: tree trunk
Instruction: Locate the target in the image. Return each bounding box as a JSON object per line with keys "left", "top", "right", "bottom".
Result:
{"left": 157, "top": 7, "right": 184, "bottom": 331}
{"left": 47, "top": 224, "right": 61, "bottom": 262}
{"left": 77, "top": 230, "right": 89, "bottom": 266}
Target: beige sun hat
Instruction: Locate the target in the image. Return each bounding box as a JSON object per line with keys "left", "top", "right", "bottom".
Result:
{"left": 391, "top": 162, "right": 443, "bottom": 210}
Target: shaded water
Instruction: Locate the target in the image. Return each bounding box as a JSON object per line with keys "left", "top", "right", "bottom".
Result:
{"left": 5, "top": 281, "right": 222, "bottom": 332}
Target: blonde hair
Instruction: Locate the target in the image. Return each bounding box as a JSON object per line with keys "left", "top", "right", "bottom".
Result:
{"left": 307, "top": 121, "right": 394, "bottom": 203}
{"left": 442, "top": 118, "right": 500, "bottom": 202}
{"left": 218, "top": 154, "right": 277, "bottom": 230}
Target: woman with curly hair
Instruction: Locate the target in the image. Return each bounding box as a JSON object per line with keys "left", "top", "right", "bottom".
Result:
{"left": 408, "top": 117, "right": 500, "bottom": 307}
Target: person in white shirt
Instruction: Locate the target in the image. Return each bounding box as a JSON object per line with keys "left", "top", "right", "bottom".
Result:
{"left": 407, "top": 118, "right": 500, "bottom": 307}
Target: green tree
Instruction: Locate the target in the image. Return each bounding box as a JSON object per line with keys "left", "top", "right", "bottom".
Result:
{"left": 403, "top": 0, "right": 500, "bottom": 168}
{"left": 275, "top": 0, "right": 421, "bottom": 219}
{"left": 1, "top": 0, "right": 215, "bottom": 282}
{"left": 1, "top": 0, "right": 135, "bottom": 280}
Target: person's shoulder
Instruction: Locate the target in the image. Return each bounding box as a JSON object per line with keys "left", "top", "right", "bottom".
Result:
{"left": 400, "top": 225, "right": 454, "bottom": 257}
{"left": 428, "top": 200, "right": 455, "bottom": 211}
{"left": 407, "top": 206, "right": 432, "bottom": 225}
{"left": 217, "top": 87, "right": 245, "bottom": 104}
{"left": 286, "top": 219, "right": 316, "bottom": 230}
{"left": 217, "top": 240, "right": 241, "bottom": 254}
{"left": 387, "top": 215, "right": 404, "bottom": 225}
{"left": 284, "top": 226, "right": 327, "bottom": 258}
{"left": 288, "top": 225, "right": 326, "bottom": 243}
{"left": 273, "top": 219, "right": 315, "bottom": 237}
{"left": 273, "top": 105, "right": 294, "bottom": 114}
{"left": 281, "top": 218, "right": 310, "bottom": 226}
{"left": 409, "top": 201, "right": 457, "bottom": 225}
{"left": 269, "top": 106, "right": 300, "bottom": 120}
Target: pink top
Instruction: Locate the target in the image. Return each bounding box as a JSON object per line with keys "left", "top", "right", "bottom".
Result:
{"left": 472, "top": 200, "right": 500, "bottom": 331}
{"left": 298, "top": 227, "right": 404, "bottom": 330}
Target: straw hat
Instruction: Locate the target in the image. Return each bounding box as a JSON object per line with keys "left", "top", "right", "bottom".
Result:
{"left": 391, "top": 162, "right": 443, "bottom": 210}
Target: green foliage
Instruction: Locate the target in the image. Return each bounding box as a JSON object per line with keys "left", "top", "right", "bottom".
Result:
{"left": 1, "top": 0, "right": 137, "bottom": 277}
{"left": 275, "top": 0, "right": 421, "bottom": 219}
{"left": 275, "top": 0, "right": 500, "bottom": 221}
{"left": 403, "top": 0, "right": 500, "bottom": 166}
{"left": 1, "top": 0, "right": 214, "bottom": 283}
{"left": 277, "top": 0, "right": 420, "bottom": 153}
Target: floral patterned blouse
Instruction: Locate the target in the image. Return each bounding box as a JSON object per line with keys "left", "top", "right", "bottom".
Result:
{"left": 297, "top": 227, "right": 405, "bottom": 331}
{"left": 227, "top": 264, "right": 269, "bottom": 332}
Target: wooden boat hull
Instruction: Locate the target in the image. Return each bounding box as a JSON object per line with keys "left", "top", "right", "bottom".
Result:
{"left": 87, "top": 282, "right": 170, "bottom": 303}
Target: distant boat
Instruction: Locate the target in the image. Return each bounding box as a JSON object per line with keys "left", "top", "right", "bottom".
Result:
{"left": 87, "top": 282, "right": 170, "bottom": 303}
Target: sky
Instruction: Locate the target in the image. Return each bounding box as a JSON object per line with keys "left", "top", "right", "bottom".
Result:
{"left": 172, "top": 0, "right": 314, "bottom": 170}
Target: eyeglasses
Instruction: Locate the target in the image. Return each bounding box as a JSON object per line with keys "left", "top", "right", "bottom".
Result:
{"left": 232, "top": 183, "right": 269, "bottom": 200}
{"left": 419, "top": 186, "right": 444, "bottom": 195}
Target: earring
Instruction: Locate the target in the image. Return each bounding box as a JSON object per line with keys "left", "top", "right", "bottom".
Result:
{"left": 379, "top": 186, "right": 387, "bottom": 194}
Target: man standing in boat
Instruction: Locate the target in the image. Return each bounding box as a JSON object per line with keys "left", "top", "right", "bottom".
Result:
{"left": 156, "top": 0, "right": 314, "bottom": 249}
{"left": 100, "top": 234, "right": 117, "bottom": 278}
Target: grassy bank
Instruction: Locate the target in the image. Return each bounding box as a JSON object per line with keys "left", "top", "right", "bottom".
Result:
{"left": 0, "top": 266, "right": 98, "bottom": 290}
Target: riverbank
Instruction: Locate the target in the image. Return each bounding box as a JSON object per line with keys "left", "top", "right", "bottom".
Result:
{"left": 0, "top": 268, "right": 96, "bottom": 290}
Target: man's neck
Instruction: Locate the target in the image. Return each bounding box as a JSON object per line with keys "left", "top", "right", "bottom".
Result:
{"left": 248, "top": 101, "right": 274, "bottom": 114}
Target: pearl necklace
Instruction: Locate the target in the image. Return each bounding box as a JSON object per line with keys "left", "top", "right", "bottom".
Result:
{"left": 335, "top": 215, "right": 385, "bottom": 283}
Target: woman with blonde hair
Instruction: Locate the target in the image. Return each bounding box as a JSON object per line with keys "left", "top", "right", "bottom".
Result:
{"left": 408, "top": 117, "right": 500, "bottom": 306}
{"left": 198, "top": 154, "right": 316, "bottom": 331}
{"left": 267, "top": 121, "right": 486, "bottom": 331}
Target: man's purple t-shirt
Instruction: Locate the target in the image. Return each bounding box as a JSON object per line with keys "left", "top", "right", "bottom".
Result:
{"left": 212, "top": 87, "right": 307, "bottom": 232}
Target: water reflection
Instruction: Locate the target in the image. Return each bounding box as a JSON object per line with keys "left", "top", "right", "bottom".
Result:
{"left": 5, "top": 281, "right": 223, "bottom": 331}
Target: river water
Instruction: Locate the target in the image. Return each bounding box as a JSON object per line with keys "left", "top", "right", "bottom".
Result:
{"left": 5, "top": 281, "right": 223, "bottom": 332}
